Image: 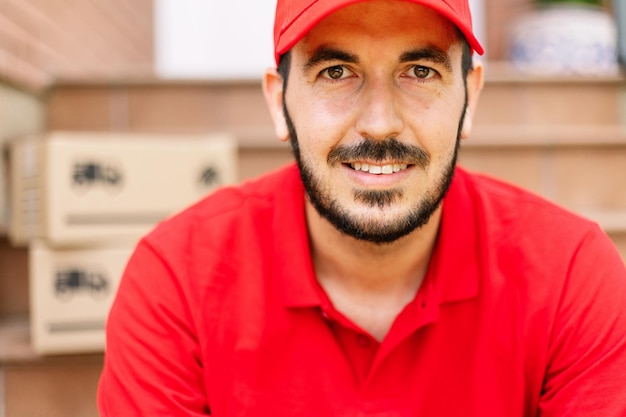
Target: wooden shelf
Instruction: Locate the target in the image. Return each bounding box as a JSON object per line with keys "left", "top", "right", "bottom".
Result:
{"left": 0, "top": 315, "right": 102, "bottom": 366}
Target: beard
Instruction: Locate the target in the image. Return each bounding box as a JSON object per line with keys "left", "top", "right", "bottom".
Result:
{"left": 284, "top": 102, "right": 466, "bottom": 244}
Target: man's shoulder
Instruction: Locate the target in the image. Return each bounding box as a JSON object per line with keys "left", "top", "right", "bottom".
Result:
{"left": 449, "top": 167, "right": 624, "bottom": 297}
{"left": 451, "top": 167, "right": 611, "bottom": 270}
{"left": 120, "top": 163, "right": 309, "bottom": 308}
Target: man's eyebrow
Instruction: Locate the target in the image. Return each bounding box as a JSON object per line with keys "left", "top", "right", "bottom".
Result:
{"left": 302, "top": 47, "right": 359, "bottom": 72}
{"left": 399, "top": 47, "right": 453, "bottom": 72}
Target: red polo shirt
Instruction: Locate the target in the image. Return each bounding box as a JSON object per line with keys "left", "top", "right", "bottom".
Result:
{"left": 98, "top": 164, "right": 626, "bottom": 416}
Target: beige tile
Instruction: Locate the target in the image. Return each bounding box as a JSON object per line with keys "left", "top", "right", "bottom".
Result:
{"left": 127, "top": 85, "right": 218, "bottom": 132}
{"left": 476, "top": 81, "right": 621, "bottom": 127}
{"left": 552, "top": 147, "right": 626, "bottom": 211}
{"left": 46, "top": 87, "right": 115, "bottom": 131}
{"left": 126, "top": 83, "right": 275, "bottom": 137}
{"left": 209, "top": 85, "right": 273, "bottom": 131}
{"left": 520, "top": 84, "right": 620, "bottom": 126}
{"left": 239, "top": 146, "right": 293, "bottom": 182}
{"left": 474, "top": 84, "right": 521, "bottom": 126}
{"left": 458, "top": 146, "right": 548, "bottom": 198}
{"left": 4, "top": 360, "right": 103, "bottom": 417}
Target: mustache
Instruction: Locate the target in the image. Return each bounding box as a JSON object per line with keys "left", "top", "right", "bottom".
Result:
{"left": 327, "top": 138, "right": 430, "bottom": 168}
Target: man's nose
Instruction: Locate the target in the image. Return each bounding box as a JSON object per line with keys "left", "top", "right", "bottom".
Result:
{"left": 355, "top": 77, "right": 404, "bottom": 141}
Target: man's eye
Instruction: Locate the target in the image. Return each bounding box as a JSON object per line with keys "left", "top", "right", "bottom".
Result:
{"left": 322, "top": 65, "right": 351, "bottom": 80}
{"left": 412, "top": 66, "right": 434, "bottom": 79}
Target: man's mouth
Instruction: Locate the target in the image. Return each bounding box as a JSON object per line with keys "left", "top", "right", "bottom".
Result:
{"left": 348, "top": 162, "right": 410, "bottom": 175}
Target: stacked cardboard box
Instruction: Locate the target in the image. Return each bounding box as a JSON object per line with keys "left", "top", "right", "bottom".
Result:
{"left": 8, "top": 132, "right": 237, "bottom": 354}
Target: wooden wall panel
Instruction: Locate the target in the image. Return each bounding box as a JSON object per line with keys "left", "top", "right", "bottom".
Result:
{"left": 0, "top": 0, "right": 154, "bottom": 90}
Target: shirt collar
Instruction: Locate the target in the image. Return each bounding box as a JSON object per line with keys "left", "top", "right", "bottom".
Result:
{"left": 273, "top": 164, "right": 321, "bottom": 307}
{"left": 426, "top": 167, "right": 480, "bottom": 304}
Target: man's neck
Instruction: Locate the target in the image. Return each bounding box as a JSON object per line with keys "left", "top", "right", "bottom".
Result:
{"left": 306, "top": 202, "right": 442, "bottom": 340}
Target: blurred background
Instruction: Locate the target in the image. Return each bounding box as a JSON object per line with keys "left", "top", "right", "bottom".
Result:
{"left": 0, "top": 0, "right": 624, "bottom": 415}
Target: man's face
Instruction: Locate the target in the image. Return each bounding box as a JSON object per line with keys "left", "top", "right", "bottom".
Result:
{"left": 270, "top": 0, "right": 481, "bottom": 244}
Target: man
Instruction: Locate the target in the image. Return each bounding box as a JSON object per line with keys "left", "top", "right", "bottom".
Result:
{"left": 98, "top": 0, "right": 626, "bottom": 415}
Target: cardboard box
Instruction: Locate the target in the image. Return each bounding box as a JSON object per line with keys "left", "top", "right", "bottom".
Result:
{"left": 29, "top": 240, "right": 135, "bottom": 355}
{"left": 9, "top": 131, "right": 237, "bottom": 245}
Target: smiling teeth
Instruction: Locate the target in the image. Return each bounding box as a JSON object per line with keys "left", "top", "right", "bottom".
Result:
{"left": 351, "top": 163, "right": 408, "bottom": 174}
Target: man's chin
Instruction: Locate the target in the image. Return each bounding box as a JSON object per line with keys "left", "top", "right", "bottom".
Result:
{"left": 353, "top": 189, "right": 403, "bottom": 209}
{"left": 320, "top": 207, "right": 428, "bottom": 244}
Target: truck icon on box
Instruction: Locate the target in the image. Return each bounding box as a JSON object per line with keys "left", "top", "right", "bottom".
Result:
{"left": 54, "top": 267, "right": 109, "bottom": 300}
{"left": 72, "top": 161, "right": 122, "bottom": 190}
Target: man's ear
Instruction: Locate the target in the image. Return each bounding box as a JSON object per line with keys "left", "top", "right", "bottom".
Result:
{"left": 460, "top": 60, "right": 484, "bottom": 140}
{"left": 263, "top": 68, "right": 290, "bottom": 142}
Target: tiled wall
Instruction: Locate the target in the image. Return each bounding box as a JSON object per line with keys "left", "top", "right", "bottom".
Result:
{"left": 0, "top": 0, "right": 153, "bottom": 90}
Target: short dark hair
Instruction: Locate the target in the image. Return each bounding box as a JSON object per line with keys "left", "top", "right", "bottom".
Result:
{"left": 277, "top": 38, "right": 473, "bottom": 90}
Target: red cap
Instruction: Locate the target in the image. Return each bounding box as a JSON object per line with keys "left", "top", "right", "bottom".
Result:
{"left": 273, "top": 0, "right": 485, "bottom": 64}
